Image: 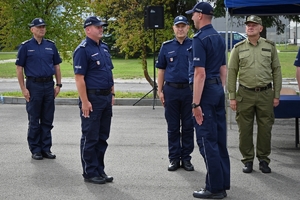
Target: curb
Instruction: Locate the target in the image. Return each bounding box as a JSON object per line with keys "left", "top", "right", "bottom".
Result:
{"left": 0, "top": 96, "right": 163, "bottom": 106}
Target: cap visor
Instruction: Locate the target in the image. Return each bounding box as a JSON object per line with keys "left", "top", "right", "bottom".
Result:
{"left": 94, "top": 22, "right": 108, "bottom": 27}
{"left": 36, "top": 23, "right": 46, "bottom": 26}
{"left": 245, "top": 21, "right": 259, "bottom": 25}
{"left": 174, "top": 21, "right": 188, "bottom": 25}
{"left": 185, "top": 10, "right": 194, "bottom": 14}
{"left": 29, "top": 23, "right": 46, "bottom": 28}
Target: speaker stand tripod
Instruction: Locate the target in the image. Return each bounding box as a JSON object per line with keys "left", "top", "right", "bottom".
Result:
{"left": 133, "top": 29, "right": 157, "bottom": 109}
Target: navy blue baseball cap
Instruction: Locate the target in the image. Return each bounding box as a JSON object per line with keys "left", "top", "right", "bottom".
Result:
{"left": 174, "top": 15, "right": 189, "bottom": 25}
{"left": 84, "top": 16, "right": 108, "bottom": 28}
{"left": 185, "top": 2, "right": 214, "bottom": 15}
{"left": 28, "top": 18, "right": 47, "bottom": 28}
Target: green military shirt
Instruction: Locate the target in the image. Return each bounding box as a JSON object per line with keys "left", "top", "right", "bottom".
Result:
{"left": 227, "top": 37, "right": 282, "bottom": 99}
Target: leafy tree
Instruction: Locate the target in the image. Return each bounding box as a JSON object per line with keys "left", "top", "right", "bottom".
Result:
{"left": 0, "top": 0, "right": 91, "bottom": 61}
{"left": 90, "top": 0, "right": 197, "bottom": 87}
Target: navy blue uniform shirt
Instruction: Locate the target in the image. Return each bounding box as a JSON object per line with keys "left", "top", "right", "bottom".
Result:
{"left": 156, "top": 37, "right": 192, "bottom": 83}
{"left": 294, "top": 47, "right": 300, "bottom": 67}
{"left": 190, "top": 24, "right": 226, "bottom": 81}
{"left": 15, "top": 37, "right": 62, "bottom": 77}
{"left": 73, "top": 37, "right": 114, "bottom": 89}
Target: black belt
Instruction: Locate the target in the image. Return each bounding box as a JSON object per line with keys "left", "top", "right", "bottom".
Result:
{"left": 239, "top": 83, "right": 272, "bottom": 92}
{"left": 87, "top": 89, "right": 111, "bottom": 96}
{"left": 26, "top": 76, "right": 53, "bottom": 83}
{"left": 189, "top": 77, "right": 221, "bottom": 91}
{"left": 205, "top": 77, "right": 221, "bottom": 84}
{"left": 165, "top": 82, "right": 189, "bottom": 89}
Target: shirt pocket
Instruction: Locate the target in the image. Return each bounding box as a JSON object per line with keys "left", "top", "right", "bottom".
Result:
{"left": 260, "top": 50, "right": 271, "bottom": 67}
{"left": 165, "top": 52, "right": 177, "bottom": 68}
{"left": 104, "top": 51, "right": 114, "bottom": 69}
{"left": 27, "top": 50, "right": 36, "bottom": 58}
{"left": 90, "top": 55, "right": 102, "bottom": 69}
{"left": 45, "top": 50, "right": 54, "bottom": 63}
{"left": 238, "top": 51, "right": 250, "bottom": 67}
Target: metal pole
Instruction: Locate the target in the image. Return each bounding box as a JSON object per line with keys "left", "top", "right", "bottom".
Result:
{"left": 152, "top": 28, "right": 156, "bottom": 110}
{"left": 225, "top": 8, "right": 232, "bottom": 130}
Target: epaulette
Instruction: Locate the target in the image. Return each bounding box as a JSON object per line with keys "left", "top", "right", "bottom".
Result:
{"left": 193, "top": 30, "right": 201, "bottom": 38}
{"left": 162, "top": 39, "right": 173, "bottom": 45}
{"left": 102, "top": 41, "right": 108, "bottom": 45}
{"left": 46, "top": 39, "right": 55, "bottom": 44}
{"left": 21, "top": 40, "right": 30, "bottom": 45}
{"left": 79, "top": 40, "right": 87, "bottom": 48}
{"left": 234, "top": 39, "right": 246, "bottom": 48}
{"left": 265, "top": 39, "right": 275, "bottom": 46}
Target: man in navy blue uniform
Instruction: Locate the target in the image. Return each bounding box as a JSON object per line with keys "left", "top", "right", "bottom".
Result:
{"left": 156, "top": 16, "right": 194, "bottom": 172}
{"left": 73, "top": 16, "right": 115, "bottom": 184}
{"left": 186, "top": 2, "right": 230, "bottom": 199}
{"left": 16, "top": 18, "right": 62, "bottom": 160}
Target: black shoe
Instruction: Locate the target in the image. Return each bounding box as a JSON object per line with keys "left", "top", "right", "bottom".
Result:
{"left": 259, "top": 161, "right": 271, "bottom": 173}
{"left": 32, "top": 152, "right": 43, "bottom": 160}
{"left": 168, "top": 160, "right": 180, "bottom": 171}
{"left": 223, "top": 190, "right": 227, "bottom": 198}
{"left": 101, "top": 173, "right": 113, "bottom": 182}
{"left": 181, "top": 160, "right": 194, "bottom": 171}
{"left": 242, "top": 162, "right": 253, "bottom": 173}
{"left": 193, "top": 189, "right": 224, "bottom": 199}
{"left": 84, "top": 177, "right": 106, "bottom": 184}
{"left": 41, "top": 152, "right": 56, "bottom": 159}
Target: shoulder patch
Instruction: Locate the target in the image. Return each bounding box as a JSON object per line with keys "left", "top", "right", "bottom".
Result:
{"left": 265, "top": 39, "right": 275, "bottom": 46}
{"left": 46, "top": 39, "right": 55, "bottom": 44}
{"left": 234, "top": 39, "right": 246, "bottom": 48}
{"left": 21, "top": 40, "right": 30, "bottom": 45}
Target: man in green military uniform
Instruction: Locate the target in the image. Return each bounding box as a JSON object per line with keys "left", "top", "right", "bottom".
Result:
{"left": 227, "top": 15, "right": 282, "bottom": 174}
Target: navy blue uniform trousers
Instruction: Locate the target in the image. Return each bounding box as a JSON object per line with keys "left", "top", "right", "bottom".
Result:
{"left": 80, "top": 94, "right": 112, "bottom": 179}
{"left": 194, "top": 83, "right": 230, "bottom": 193}
{"left": 163, "top": 84, "right": 194, "bottom": 161}
{"left": 26, "top": 79, "right": 55, "bottom": 154}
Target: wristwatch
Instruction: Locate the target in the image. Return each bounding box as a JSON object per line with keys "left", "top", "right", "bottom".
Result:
{"left": 191, "top": 103, "right": 200, "bottom": 109}
{"left": 56, "top": 83, "right": 63, "bottom": 88}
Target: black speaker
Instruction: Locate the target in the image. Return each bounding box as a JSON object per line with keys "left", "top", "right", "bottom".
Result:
{"left": 144, "top": 6, "right": 164, "bottom": 29}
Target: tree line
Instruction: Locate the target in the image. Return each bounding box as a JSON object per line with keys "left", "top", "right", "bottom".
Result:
{"left": 0, "top": 0, "right": 299, "bottom": 86}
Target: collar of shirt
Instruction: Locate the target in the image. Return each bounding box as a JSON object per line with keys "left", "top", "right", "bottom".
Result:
{"left": 31, "top": 37, "right": 45, "bottom": 44}
{"left": 199, "top": 24, "right": 213, "bottom": 32}
{"left": 246, "top": 36, "right": 262, "bottom": 46}
{"left": 86, "top": 36, "right": 102, "bottom": 46}
{"left": 174, "top": 37, "right": 190, "bottom": 44}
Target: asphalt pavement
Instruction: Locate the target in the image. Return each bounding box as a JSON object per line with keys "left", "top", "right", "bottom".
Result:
{"left": 0, "top": 103, "right": 300, "bottom": 200}
{"left": 1, "top": 59, "right": 300, "bottom": 199}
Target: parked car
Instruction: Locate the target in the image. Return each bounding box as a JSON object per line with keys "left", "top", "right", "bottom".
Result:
{"left": 218, "top": 31, "right": 247, "bottom": 50}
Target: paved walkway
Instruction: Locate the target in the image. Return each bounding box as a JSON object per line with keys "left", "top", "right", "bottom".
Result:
{"left": 0, "top": 58, "right": 15, "bottom": 64}
{"left": 1, "top": 77, "right": 299, "bottom": 106}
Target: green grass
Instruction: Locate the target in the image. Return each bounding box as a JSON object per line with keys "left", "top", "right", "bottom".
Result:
{"left": 0, "top": 52, "right": 17, "bottom": 60}
{"left": 1, "top": 90, "right": 153, "bottom": 98}
{"left": 1, "top": 44, "right": 299, "bottom": 98}
{"left": 0, "top": 53, "right": 150, "bottom": 78}
{"left": 276, "top": 44, "right": 299, "bottom": 52}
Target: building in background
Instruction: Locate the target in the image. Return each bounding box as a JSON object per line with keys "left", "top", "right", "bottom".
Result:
{"left": 212, "top": 16, "right": 299, "bottom": 46}
{"left": 289, "top": 21, "right": 300, "bottom": 45}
